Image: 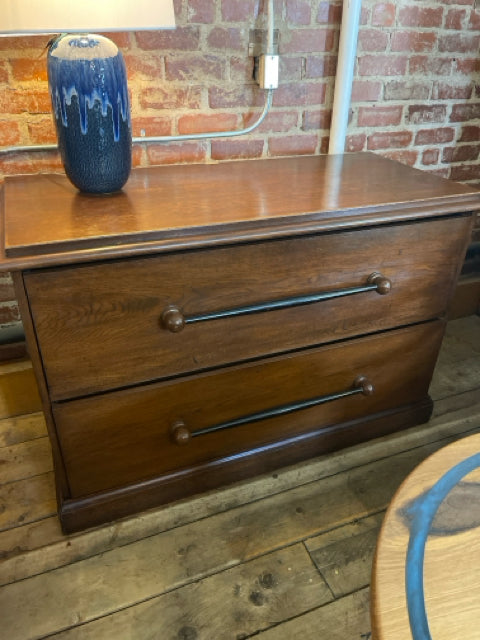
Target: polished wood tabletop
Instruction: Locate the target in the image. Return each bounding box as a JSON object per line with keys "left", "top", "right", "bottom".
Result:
{"left": 371, "top": 432, "right": 480, "bottom": 640}
{"left": 2, "top": 152, "right": 480, "bottom": 270}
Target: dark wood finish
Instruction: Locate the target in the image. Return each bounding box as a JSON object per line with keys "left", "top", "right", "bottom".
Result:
{"left": 11, "top": 272, "right": 71, "bottom": 502}
{"left": 170, "top": 375, "right": 374, "bottom": 442}
{"left": 1, "top": 153, "right": 478, "bottom": 532}
{"left": 368, "top": 272, "right": 391, "bottom": 296}
{"left": 0, "top": 340, "right": 27, "bottom": 362}
{"left": 170, "top": 421, "right": 192, "bottom": 446}
{"left": 53, "top": 322, "right": 443, "bottom": 498}
{"left": 2, "top": 153, "right": 479, "bottom": 270}
{"left": 162, "top": 273, "right": 391, "bottom": 332}
{"left": 449, "top": 275, "right": 480, "bottom": 319}
{"left": 162, "top": 307, "right": 186, "bottom": 333}
{"left": 25, "top": 215, "right": 470, "bottom": 400}
{"left": 60, "top": 397, "right": 435, "bottom": 534}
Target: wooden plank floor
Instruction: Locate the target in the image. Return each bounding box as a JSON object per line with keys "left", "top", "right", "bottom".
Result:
{"left": 0, "top": 316, "right": 479, "bottom": 640}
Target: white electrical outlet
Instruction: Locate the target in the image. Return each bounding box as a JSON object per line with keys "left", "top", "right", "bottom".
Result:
{"left": 257, "top": 54, "right": 279, "bottom": 89}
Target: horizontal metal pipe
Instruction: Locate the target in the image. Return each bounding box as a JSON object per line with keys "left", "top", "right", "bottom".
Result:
{"left": 133, "top": 89, "right": 273, "bottom": 144}
{"left": 0, "top": 90, "right": 273, "bottom": 155}
{"left": 0, "top": 143, "right": 59, "bottom": 154}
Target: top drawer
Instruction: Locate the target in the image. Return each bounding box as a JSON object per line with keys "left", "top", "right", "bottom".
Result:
{"left": 25, "top": 215, "right": 470, "bottom": 400}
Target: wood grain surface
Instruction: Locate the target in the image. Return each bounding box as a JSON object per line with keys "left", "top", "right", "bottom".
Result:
{"left": 3, "top": 153, "right": 476, "bottom": 533}
{"left": 53, "top": 322, "right": 443, "bottom": 498}
{"left": 25, "top": 215, "right": 469, "bottom": 400}
{"left": 2, "top": 153, "right": 479, "bottom": 269}
{"left": 371, "top": 432, "right": 480, "bottom": 640}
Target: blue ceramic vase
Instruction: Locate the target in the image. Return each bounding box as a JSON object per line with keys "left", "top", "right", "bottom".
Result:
{"left": 47, "top": 34, "right": 132, "bottom": 194}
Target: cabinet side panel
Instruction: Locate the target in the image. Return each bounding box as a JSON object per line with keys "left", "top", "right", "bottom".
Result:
{"left": 11, "top": 271, "right": 70, "bottom": 504}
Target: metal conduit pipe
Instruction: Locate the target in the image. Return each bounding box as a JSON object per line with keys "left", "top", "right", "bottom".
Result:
{"left": 267, "top": 0, "right": 274, "bottom": 54}
{"left": 0, "top": 2, "right": 276, "bottom": 157}
{"left": 328, "top": 0, "right": 362, "bottom": 155}
{"left": 0, "top": 143, "right": 59, "bottom": 154}
{"left": 132, "top": 89, "right": 273, "bottom": 145}
{"left": 0, "top": 89, "right": 274, "bottom": 155}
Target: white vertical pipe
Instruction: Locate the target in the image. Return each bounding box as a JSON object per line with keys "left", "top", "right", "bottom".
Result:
{"left": 328, "top": 0, "right": 362, "bottom": 155}
{"left": 267, "top": 0, "right": 274, "bottom": 54}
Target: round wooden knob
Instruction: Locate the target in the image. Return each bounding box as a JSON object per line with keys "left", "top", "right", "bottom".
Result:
{"left": 161, "top": 306, "right": 186, "bottom": 332}
{"left": 354, "top": 375, "right": 375, "bottom": 396}
{"left": 368, "top": 272, "right": 391, "bottom": 296}
{"left": 170, "top": 421, "right": 191, "bottom": 445}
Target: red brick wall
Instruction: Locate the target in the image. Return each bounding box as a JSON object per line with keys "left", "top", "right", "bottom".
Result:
{"left": 1, "top": 0, "right": 480, "bottom": 331}
{"left": 0, "top": 273, "right": 19, "bottom": 327}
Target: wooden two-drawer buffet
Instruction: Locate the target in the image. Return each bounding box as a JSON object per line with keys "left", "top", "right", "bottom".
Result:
{"left": 1, "top": 153, "right": 478, "bottom": 533}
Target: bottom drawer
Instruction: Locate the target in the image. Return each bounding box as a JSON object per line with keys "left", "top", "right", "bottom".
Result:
{"left": 54, "top": 321, "right": 444, "bottom": 498}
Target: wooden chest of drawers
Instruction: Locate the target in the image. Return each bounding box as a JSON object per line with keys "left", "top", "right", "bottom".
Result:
{"left": 1, "top": 153, "right": 478, "bottom": 532}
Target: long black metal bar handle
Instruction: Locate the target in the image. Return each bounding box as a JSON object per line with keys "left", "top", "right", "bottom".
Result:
{"left": 161, "top": 272, "right": 391, "bottom": 333}
{"left": 170, "top": 375, "right": 374, "bottom": 445}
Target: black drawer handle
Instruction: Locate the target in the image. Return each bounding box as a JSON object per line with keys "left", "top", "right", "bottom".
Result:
{"left": 161, "top": 272, "right": 391, "bottom": 333}
{"left": 170, "top": 375, "right": 374, "bottom": 445}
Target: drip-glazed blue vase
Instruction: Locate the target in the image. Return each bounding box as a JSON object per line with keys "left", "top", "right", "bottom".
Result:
{"left": 47, "top": 34, "right": 132, "bottom": 194}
